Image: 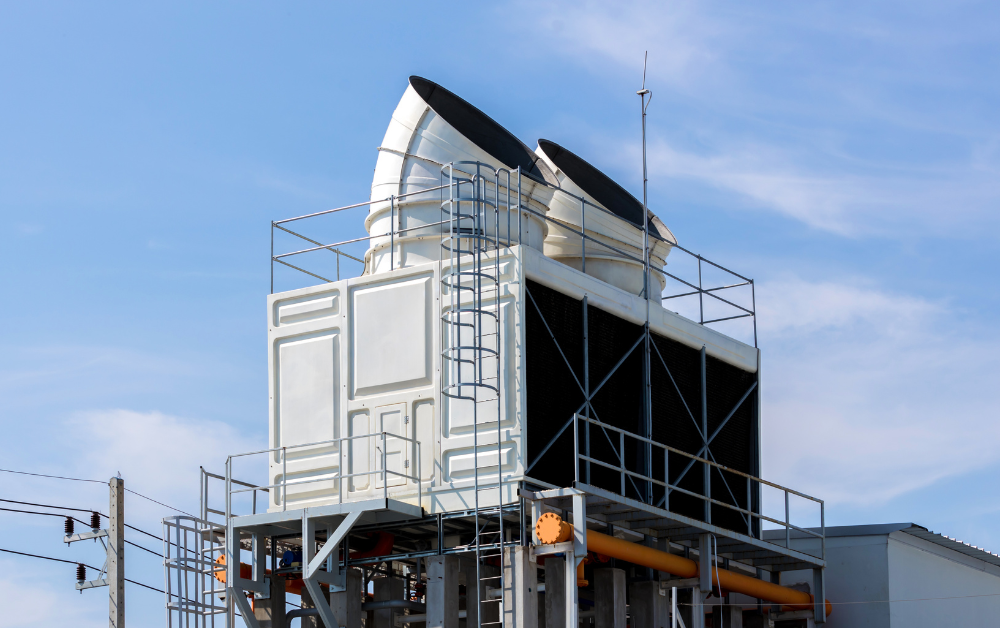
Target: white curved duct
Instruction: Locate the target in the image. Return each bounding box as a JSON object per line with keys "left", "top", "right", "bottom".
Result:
{"left": 366, "top": 77, "right": 557, "bottom": 274}
{"left": 534, "top": 139, "right": 676, "bottom": 295}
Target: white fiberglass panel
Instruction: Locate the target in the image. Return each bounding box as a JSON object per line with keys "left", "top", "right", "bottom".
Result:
{"left": 351, "top": 276, "right": 432, "bottom": 397}
{"left": 276, "top": 331, "right": 339, "bottom": 451}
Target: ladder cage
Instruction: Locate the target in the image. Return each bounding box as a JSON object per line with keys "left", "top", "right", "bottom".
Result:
{"left": 440, "top": 162, "right": 517, "bottom": 628}
{"left": 163, "top": 515, "right": 227, "bottom": 628}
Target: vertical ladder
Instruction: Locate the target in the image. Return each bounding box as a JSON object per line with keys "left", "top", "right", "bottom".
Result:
{"left": 440, "top": 162, "right": 510, "bottom": 627}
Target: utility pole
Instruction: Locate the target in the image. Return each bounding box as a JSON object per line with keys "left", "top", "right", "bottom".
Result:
{"left": 109, "top": 477, "right": 125, "bottom": 628}
{"left": 65, "top": 476, "right": 125, "bottom": 627}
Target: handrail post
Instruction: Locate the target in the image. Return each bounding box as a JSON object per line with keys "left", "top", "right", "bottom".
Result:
{"left": 573, "top": 414, "right": 580, "bottom": 485}
{"left": 785, "top": 490, "right": 791, "bottom": 549}
{"left": 821, "top": 501, "right": 826, "bottom": 560}
{"left": 282, "top": 447, "right": 287, "bottom": 512}
{"left": 383, "top": 432, "right": 388, "bottom": 501}
{"left": 581, "top": 197, "right": 586, "bottom": 274}
{"left": 746, "top": 476, "right": 752, "bottom": 536}
{"left": 517, "top": 168, "right": 522, "bottom": 246}
{"left": 664, "top": 447, "right": 670, "bottom": 511}
{"left": 698, "top": 256, "right": 704, "bottom": 324}
{"left": 620, "top": 431, "right": 626, "bottom": 496}
{"left": 339, "top": 439, "right": 344, "bottom": 504}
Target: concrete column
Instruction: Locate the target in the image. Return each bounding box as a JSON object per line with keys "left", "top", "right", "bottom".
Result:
{"left": 300, "top": 585, "right": 319, "bottom": 628}
{"left": 812, "top": 568, "right": 826, "bottom": 624}
{"left": 679, "top": 587, "right": 705, "bottom": 628}
{"left": 502, "top": 547, "right": 537, "bottom": 628}
{"left": 254, "top": 576, "right": 286, "bottom": 628}
{"left": 460, "top": 555, "right": 500, "bottom": 628}
{"left": 426, "top": 555, "right": 460, "bottom": 628}
{"left": 544, "top": 556, "right": 567, "bottom": 628}
{"left": 630, "top": 581, "right": 667, "bottom": 628}
{"left": 709, "top": 604, "right": 742, "bottom": 628}
{"left": 459, "top": 555, "right": 478, "bottom": 628}
{"left": 373, "top": 576, "right": 405, "bottom": 628}
{"left": 330, "top": 568, "right": 362, "bottom": 628}
{"left": 594, "top": 569, "right": 626, "bottom": 628}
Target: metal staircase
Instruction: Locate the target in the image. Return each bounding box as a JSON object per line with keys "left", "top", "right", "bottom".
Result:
{"left": 440, "top": 162, "right": 515, "bottom": 627}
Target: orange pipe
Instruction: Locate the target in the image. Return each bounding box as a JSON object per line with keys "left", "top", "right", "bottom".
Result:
{"left": 536, "top": 513, "right": 832, "bottom": 616}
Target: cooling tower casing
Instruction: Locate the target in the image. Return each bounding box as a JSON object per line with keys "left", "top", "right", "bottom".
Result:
{"left": 366, "top": 77, "right": 558, "bottom": 275}
{"left": 535, "top": 139, "right": 676, "bottom": 295}
{"left": 266, "top": 244, "right": 760, "bottom": 533}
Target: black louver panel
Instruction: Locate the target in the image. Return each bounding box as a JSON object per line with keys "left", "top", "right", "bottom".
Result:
{"left": 525, "top": 279, "right": 760, "bottom": 535}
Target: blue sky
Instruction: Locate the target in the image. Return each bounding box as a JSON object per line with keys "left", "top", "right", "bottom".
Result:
{"left": 2, "top": 1, "right": 999, "bottom": 625}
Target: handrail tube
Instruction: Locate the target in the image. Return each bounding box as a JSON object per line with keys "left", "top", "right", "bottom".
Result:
{"left": 576, "top": 456, "right": 823, "bottom": 539}
{"left": 576, "top": 415, "right": 822, "bottom": 503}
{"left": 536, "top": 515, "right": 831, "bottom": 615}
{"left": 273, "top": 223, "right": 365, "bottom": 263}
{"left": 275, "top": 183, "right": 452, "bottom": 224}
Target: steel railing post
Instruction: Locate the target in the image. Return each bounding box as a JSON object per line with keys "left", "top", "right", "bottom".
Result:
{"left": 620, "top": 431, "right": 626, "bottom": 495}
{"left": 664, "top": 447, "right": 670, "bottom": 511}
{"left": 282, "top": 447, "right": 287, "bottom": 512}
{"left": 573, "top": 414, "right": 580, "bottom": 485}
{"left": 821, "top": 501, "right": 826, "bottom": 560}
{"left": 785, "top": 491, "right": 791, "bottom": 549}
{"left": 698, "top": 256, "right": 704, "bottom": 324}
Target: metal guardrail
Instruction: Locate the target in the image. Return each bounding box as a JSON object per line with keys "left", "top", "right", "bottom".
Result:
{"left": 163, "top": 515, "right": 227, "bottom": 628}
{"left": 570, "top": 413, "right": 824, "bottom": 558}
{"left": 269, "top": 164, "right": 757, "bottom": 345}
{"left": 224, "top": 432, "right": 423, "bottom": 520}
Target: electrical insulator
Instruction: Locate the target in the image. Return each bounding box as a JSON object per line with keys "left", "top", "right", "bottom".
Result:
{"left": 90, "top": 511, "right": 100, "bottom": 530}
{"left": 64, "top": 517, "right": 74, "bottom": 536}
{"left": 76, "top": 563, "right": 86, "bottom": 583}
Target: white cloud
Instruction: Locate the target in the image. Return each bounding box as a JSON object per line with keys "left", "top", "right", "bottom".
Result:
{"left": 757, "top": 277, "right": 1000, "bottom": 505}
{"left": 63, "top": 410, "right": 264, "bottom": 529}
{"left": 524, "top": 0, "right": 729, "bottom": 93}
{"left": 638, "top": 137, "right": 1000, "bottom": 236}
{"left": 0, "top": 560, "right": 103, "bottom": 628}
{"left": 514, "top": 0, "right": 1000, "bottom": 237}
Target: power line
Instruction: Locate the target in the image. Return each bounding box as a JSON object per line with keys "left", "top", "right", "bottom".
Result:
{"left": 0, "top": 547, "right": 100, "bottom": 569}
{"left": 0, "top": 469, "right": 106, "bottom": 484}
{"left": 0, "top": 499, "right": 165, "bottom": 541}
{"left": 0, "top": 547, "right": 165, "bottom": 594}
{"left": 1, "top": 468, "right": 194, "bottom": 517}
{"left": 125, "top": 523, "right": 163, "bottom": 542}
{"left": 678, "top": 591, "right": 1000, "bottom": 608}
{"left": 0, "top": 498, "right": 100, "bottom": 513}
{"left": 0, "top": 507, "right": 164, "bottom": 557}
{"left": 125, "top": 488, "right": 194, "bottom": 517}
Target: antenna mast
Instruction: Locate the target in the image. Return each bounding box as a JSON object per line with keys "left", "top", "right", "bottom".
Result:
{"left": 637, "top": 51, "right": 654, "bottom": 502}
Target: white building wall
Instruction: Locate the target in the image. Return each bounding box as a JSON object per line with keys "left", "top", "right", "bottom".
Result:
{"left": 887, "top": 531, "right": 1000, "bottom": 626}
{"left": 777, "top": 526, "right": 1000, "bottom": 627}
{"left": 778, "top": 533, "right": 890, "bottom": 628}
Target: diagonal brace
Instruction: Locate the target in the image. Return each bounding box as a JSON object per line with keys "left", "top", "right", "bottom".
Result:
{"left": 303, "top": 510, "right": 363, "bottom": 628}
{"left": 232, "top": 586, "right": 262, "bottom": 628}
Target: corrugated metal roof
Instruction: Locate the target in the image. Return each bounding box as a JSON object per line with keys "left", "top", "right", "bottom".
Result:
{"left": 900, "top": 525, "right": 1000, "bottom": 568}
{"left": 764, "top": 522, "right": 1000, "bottom": 568}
